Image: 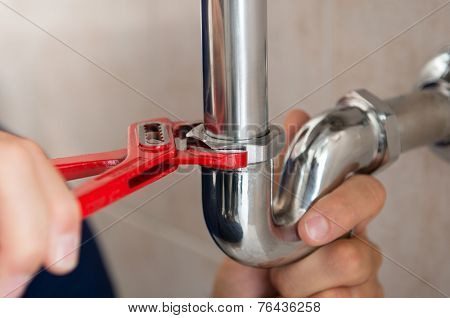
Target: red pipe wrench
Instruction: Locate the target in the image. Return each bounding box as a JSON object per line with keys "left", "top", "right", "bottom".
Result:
{"left": 52, "top": 118, "right": 247, "bottom": 218}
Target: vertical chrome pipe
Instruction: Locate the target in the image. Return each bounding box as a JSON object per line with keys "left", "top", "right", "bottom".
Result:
{"left": 201, "top": 0, "right": 268, "bottom": 140}
{"left": 201, "top": 0, "right": 304, "bottom": 267}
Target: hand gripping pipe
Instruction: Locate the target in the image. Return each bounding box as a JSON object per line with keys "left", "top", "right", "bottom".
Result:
{"left": 198, "top": 0, "right": 450, "bottom": 267}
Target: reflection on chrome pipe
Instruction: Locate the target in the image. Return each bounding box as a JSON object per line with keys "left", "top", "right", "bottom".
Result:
{"left": 203, "top": 162, "right": 314, "bottom": 267}
{"left": 273, "top": 90, "right": 401, "bottom": 238}
{"left": 201, "top": 0, "right": 268, "bottom": 140}
{"left": 273, "top": 101, "right": 394, "bottom": 229}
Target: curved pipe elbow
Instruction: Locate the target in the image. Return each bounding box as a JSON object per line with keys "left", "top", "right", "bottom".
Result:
{"left": 202, "top": 94, "right": 396, "bottom": 267}
{"left": 273, "top": 106, "right": 383, "bottom": 230}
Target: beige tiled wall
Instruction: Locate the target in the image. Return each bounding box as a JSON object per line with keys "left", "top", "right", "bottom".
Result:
{"left": 0, "top": 0, "right": 449, "bottom": 297}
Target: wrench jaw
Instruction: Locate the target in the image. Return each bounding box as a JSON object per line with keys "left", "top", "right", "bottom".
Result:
{"left": 136, "top": 119, "right": 174, "bottom": 153}
{"left": 138, "top": 122, "right": 170, "bottom": 147}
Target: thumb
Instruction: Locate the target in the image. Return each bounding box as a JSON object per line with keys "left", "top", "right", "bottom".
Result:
{"left": 213, "top": 258, "right": 276, "bottom": 297}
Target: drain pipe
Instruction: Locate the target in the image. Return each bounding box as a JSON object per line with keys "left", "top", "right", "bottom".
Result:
{"left": 199, "top": 0, "right": 450, "bottom": 267}
{"left": 201, "top": 0, "right": 268, "bottom": 140}
{"left": 201, "top": 0, "right": 302, "bottom": 267}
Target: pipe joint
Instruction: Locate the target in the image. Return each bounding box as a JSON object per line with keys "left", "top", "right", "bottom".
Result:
{"left": 188, "top": 124, "right": 285, "bottom": 165}
{"left": 337, "top": 89, "right": 401, "bottom": 169}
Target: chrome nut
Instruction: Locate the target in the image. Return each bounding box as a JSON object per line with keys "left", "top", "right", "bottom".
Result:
{"left": 187, "top": 124, "right": 285, "bottom": 165}
{"left": 336, "top": 89, "right": 401, "bottom": 170}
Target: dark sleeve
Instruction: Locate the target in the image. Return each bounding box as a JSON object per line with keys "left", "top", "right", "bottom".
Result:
{"left": 24, "top": 221, "right": 116, "bottom": 298}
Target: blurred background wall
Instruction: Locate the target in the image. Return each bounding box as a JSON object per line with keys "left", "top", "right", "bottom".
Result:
{"left": 0, "top": 0, "right": 449, "bottom": 297}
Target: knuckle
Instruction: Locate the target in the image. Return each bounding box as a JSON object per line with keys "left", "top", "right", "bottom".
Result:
{"left": 329, "top": 240, "right": 370, "bottom": 284}
{"left": 320, "top": 193, "right": 347, "bottom": 215}
{"left": 7, "top": 241, "right": 45, "bottom": 273}
{"left": 270, "top": 268, "right": 296, "bottom": 297}
{"left": 319, "top": 288, "right": 352, "bottom": 298}
{"left": 18, "top": 138, "right": 44, "bottom": 157}
{"left": 336, "top": 195, "right": 356, "bottom": 221}
{"left": 363, "top": 177, "right": 386, "bottom": 211}
{"left": 51, "top": 196, "right": 81, "bottom": 230}
{"left": 269, "top": 269, "right": 285, "bottom": 291}
{"left": 0, "top": 139, "right": 33, "bottom": 166}
{"left": 325, "top": 193, "right": 356, "bottom": 224}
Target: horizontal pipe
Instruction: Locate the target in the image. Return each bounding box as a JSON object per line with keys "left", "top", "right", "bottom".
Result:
{"left": 386, "top": 89, "right": 450, "bottom": 152}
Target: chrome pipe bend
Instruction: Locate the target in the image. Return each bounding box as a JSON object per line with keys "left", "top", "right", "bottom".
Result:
{"left": 273, "top": 98, "right": 398, "bottom": 231}
{"left": 202, "top": 90, "right": 401, "bottom": 267}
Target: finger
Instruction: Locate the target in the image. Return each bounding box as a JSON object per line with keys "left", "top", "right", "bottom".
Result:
{"left": 283, "top": 109, "right": 310, "bottom": 146}
{"left": 310, "top": 276, "right": 384, "bottom": 298}
{"left": 213, "top": 258, "right": 276, "bottom": 298}
{"left": 275, "top": 109, "right": 310, "bottom": 175}
{"left": 20, "top": 139, "right": 81, "bottom": 275}
{"left": 298, "top": 175, "right": 386, "bottom": 246}
{"left": 0, "top": 134, "right": 51, "bottom": 297}
{"left": 270, "top": 236, "right": 382, "bottom": 298}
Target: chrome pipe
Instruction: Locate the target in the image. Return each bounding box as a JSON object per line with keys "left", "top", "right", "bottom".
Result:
{"left": 201, "top": 0, "right": 300, "bottom": 267}
{"left": 202, "top": 162, "right": 314, "bottom": 267}
{"left": 272, "top": 85, "right": 450, "bottom": 262}
{"left": 201, "top": 0, "right": 268, "bottom": 140}
{"left": 201, "top": 2, "right": 450, "bottom": 268}
{"left": 386, "top": 89, "right": 450, "bottom": 153}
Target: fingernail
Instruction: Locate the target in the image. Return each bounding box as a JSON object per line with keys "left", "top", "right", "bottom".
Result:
{"left": 305, "top": 213, "right": 329, "bottom": 242}
{"left": 52, "top": 233, "right": 79, "bottom": 272}
{"left": 0, "top": 275, "right": 29, "bottom": 298}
